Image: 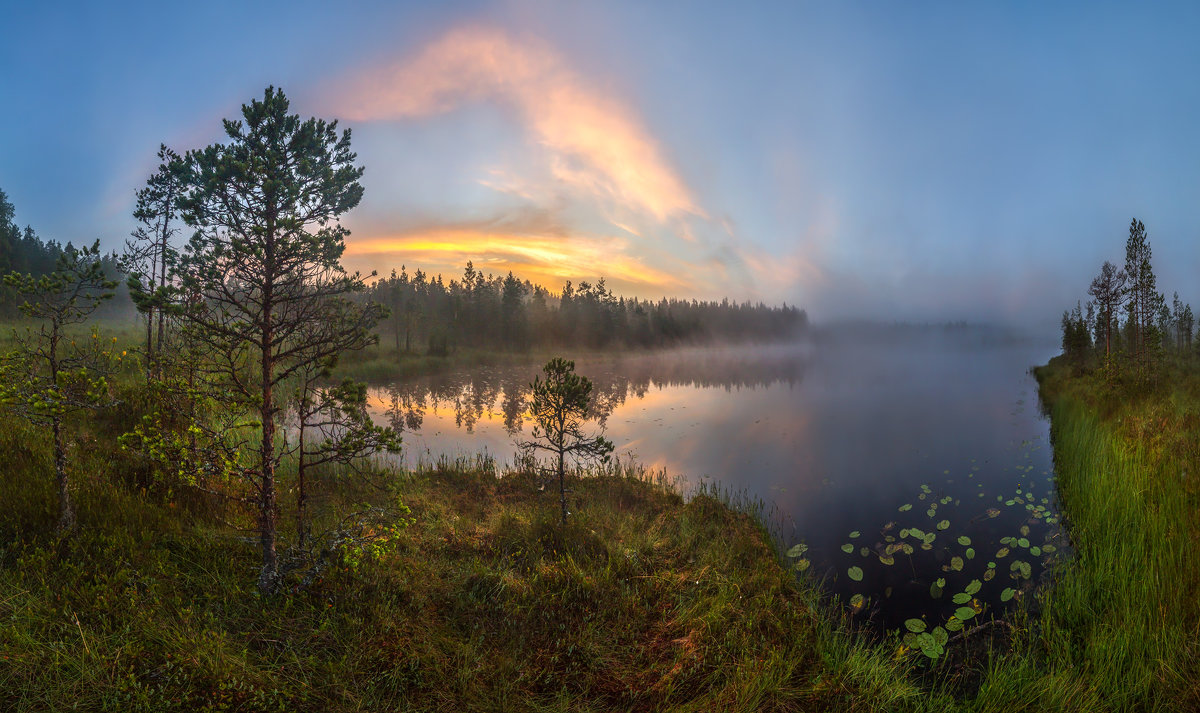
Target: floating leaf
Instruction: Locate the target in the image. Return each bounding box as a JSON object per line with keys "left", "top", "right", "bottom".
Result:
{"left": 900, "top": 543, "right": 914, "bottom": 555}
{"left": 848, "top": 566, "right": 863, "bottom": 582}
{"left": 950, "top": 556, "right": 964, "bottom": 571}
{"left": 937, "top": 520, "right": 950, "bottom": 531}
{"left": 899, "top": 504, "right": 913, "bottom": 512}
{"left": 849, "top": 530, "right": 861, "bottom": 539}
{"left": 965, "top": 548, "right": 975, "bottom": 560}
{"left": 841, "top": 543, "right": 854, "bottom": 554}
{"left": 932, "top": 627, "right": 949, "bottom": 646}
{"left": 878, "top": 554, "right": 895, "bottom": 566}
{"left": 1017, "top": 537, "right": 1030, "bottom": 549}
{"left": 996, "top": 547, "right": 1010, "bottom": 558}
{"left": 850, "top": 593, "right": 865, "bottom": 609}
{"left": 1030, "top": 546, "right": 1042, "bottom": 556}
{"left": 926, "top": 508, "right": 937, "bottom": 518}
{"left": 952, "top": 592, "right": 971, "bottom": 604}
{"left": 899, "top": 528, "right": 909, "bottom": 538}
{"left": 965, "top": 579, "right": 982, "bottom": 595}
{"left": 795, "top": 558, "right": 811, "bottom": 572}
{"left": 930, "top": 581, "right": 943, "bottom": 598}
{"left": 908, "top": 527, "right": 925, "bottom": 539}
{"left": 986, "top": 508, "right": 1000, "bottom": 518}
{"left": 860, "top": 547, "right": 870, "bottom": 557}
{"left": 1042, "top": 544, "right": 1056, "bottom": 553}
{"left": 1020, "top": 525, "right": 1030, "bottom": 536}
{"left": 983, "top": 568, "right": 996, "bottom": 581}
{"left": 955, "top": 607, "right": 977, "bottom": 621}
{"left": 936, "top": 577, "right": 946, "bottom": 588}
{"left": 786, "top": 544, "right": 808, "bottom": 558}
{"left": 945, "top": 617, "right": 964, "bottom": 632}
{"left": 1000, "top": 588, "right": 1015, "bottom": 602}
{"left": 957, "top": 536, "right": 972, "bottom": 546}
{"left": 904, "top": 618, "right": 926, "bottom": 633}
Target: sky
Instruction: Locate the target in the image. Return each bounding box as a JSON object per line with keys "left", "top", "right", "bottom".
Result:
{"left": 2, "top": 1, "right": 1199, "bottom": 328}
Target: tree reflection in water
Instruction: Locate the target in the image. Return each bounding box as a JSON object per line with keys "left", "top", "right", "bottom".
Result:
{"left": 374, "top": 346, "right": 809, "bottom": 437}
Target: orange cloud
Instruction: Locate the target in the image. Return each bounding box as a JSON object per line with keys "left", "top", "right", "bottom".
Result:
{"left": 329, "top": 26, "right": 700, "bottom": 223}
{"left": 344, "top": 226, "right": 688, "bottom": 293}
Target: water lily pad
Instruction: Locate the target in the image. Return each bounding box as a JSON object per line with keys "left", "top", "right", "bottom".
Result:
{"left": 1030, "top": 546, "right": 1042, "bottom": 556}
{"left": 965, "top": 548, "right": 975, "bottom": 560}
{"left": 986, "top": 508, "right": 1000, "bottom": 518}
{"left": 937, "top": 520, "right": 950, "bottom": 531}
{"left": 898, "top": 504, "right": 913, "bottom": 512}
{"left": 957, "top": 536, "right": 972, "bottom": 546}
{"left": 1020, "top": 525, "right": 1030, "bottom": 536}
{"left": 795, "top": 558, "right": 811, "bottom": 572}
{"left": 930, "top": 581, "right": 943, "bottom": 598}
{"left": 899, "top": 528, "right": 909, "bottom": 538}
{"left": 786, "top": 543, "right": 808, "bottom": 558}
{"left": 1000, "top": 587, "right": 1015, "bottom": 602}
{"left": 932, "top": 626, "right": 948, "bottom": 646}
{"left": 850, "top": 593, "right": 865, "bottom": 608}
{"left": 848, "top": 566, "right": 864, "bottom": 581}
{"left": 950, "top": 556, "right": 964, "bottom": 571}
{"left": 908, "top": 527, "right": 925, "bottom": 539}
{"left": 878, "top": 554, "right": 895, "bottom": 566}
{"left": 900, "top": 543, "right": 914, "bottom": 555}
{"left": 860, "top": 547, "right": 870, "bottom": 557}
{"left": 1017, "top": 537, "right": 1030, "bottom": 549}
{"left": 965, "top": 579, "right": 981, "bottom": 595}
{"left": 1042, "top": 544, "right": 1056, "bottom": 553}
{"left": 983, "top": 568, "right": 995, "bottom": 581}
{"left": 955, "top": 607, "right": 976, "bottom": 621}
{"left": 849, "top": 530, "right": 861, "bottom": 539}
{"left": 996, "top": 547, "right": 1010, "bottom": 558}
{"left": 905, "top": 618, "right": 926, "bottom": 633}
{"left": 841, "top": 543, "right": 854, "bottom": 554}
{"left": 945, "top": 616, "right": 964, "bottom": 632}
{"left": 926, "top": 508, "right": 936, "bottom": 518}
{"left": 952, "top": 592, "right": 971, "bottom": 604}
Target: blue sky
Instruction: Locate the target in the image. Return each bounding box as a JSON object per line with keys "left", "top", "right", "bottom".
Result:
{"left": 2, "top": 1, "right": 1199, "bottom": 327}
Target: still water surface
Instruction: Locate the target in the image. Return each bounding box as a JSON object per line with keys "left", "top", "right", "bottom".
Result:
{"left": 368, "top": 330, "right": 1066, "bottom": 631}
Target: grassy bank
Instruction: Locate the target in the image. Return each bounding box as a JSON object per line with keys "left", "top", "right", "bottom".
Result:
{"left": 0, "top": 399, "right": 923, "bottom": 712}
{"left": 979, "top": 357, "right": 1200, "bottom": 711}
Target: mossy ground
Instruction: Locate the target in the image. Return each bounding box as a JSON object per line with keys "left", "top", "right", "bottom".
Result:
{"left": 3, "top": 327, "right": 1199, "bottom": 711}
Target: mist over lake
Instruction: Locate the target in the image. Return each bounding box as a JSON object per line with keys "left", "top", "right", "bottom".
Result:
{"left": 368, "top": 325, "right": 1065, "bottom": 627}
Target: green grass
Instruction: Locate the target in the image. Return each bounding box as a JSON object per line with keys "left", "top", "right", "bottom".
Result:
{"left": 971, "top": 357, "right": 1200, "bottom": 712}
{"left": 5, "top": 327, "right": 1200, "bottom": 710}
{"left": 0, "top": 403, "right": 921, "bottom": 711}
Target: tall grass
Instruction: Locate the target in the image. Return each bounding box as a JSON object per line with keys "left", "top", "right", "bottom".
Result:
{"left": 966, "top": 362, "right": 1200, "bottom": 712}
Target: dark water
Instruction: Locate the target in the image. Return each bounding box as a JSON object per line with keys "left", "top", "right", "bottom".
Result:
{"left": 368, "top": 329, "right": 1068, "bottom": 633}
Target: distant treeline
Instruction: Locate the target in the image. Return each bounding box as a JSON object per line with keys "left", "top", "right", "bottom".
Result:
{"left": 0, "top": 188, "right": 126, "bottom": 317}
{"left": 2, "top": 185, "right": 804, "bottom": 351}
{"left": 369, "top": 263, "right": 807, "bottom": 354}
{"left": 1059, "top": 218, "right": 1195, "bottom": 383}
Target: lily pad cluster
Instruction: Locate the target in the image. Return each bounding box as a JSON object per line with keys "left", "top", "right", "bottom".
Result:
{"left": 785, "top": 453, "right": 1068, "bottom": 663}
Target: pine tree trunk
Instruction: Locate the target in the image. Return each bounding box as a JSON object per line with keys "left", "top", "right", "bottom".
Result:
{"left": 558, "top": 448, "right": 567, "bottom": 526}
{"left": 297, "top": 417, "right": 308, "bottom": 550}
{"left": 258, "top": 329, "right": 279, "bottom": 593}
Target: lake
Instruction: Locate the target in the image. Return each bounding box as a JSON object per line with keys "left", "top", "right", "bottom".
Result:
{"left": 367, "top": 327, "right": 1068, "bottom": 633}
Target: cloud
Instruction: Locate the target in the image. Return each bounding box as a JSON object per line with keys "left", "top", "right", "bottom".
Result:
{"left": 329, "top": 26, "right": 700, "bottom": 223}
{"left": 343, "top": 218, "right": 688, "bottom": 294}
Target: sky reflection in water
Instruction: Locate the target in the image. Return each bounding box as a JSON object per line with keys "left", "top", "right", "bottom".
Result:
{"left": 367, "top": 330, "right": 1065, "bottom": 630}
